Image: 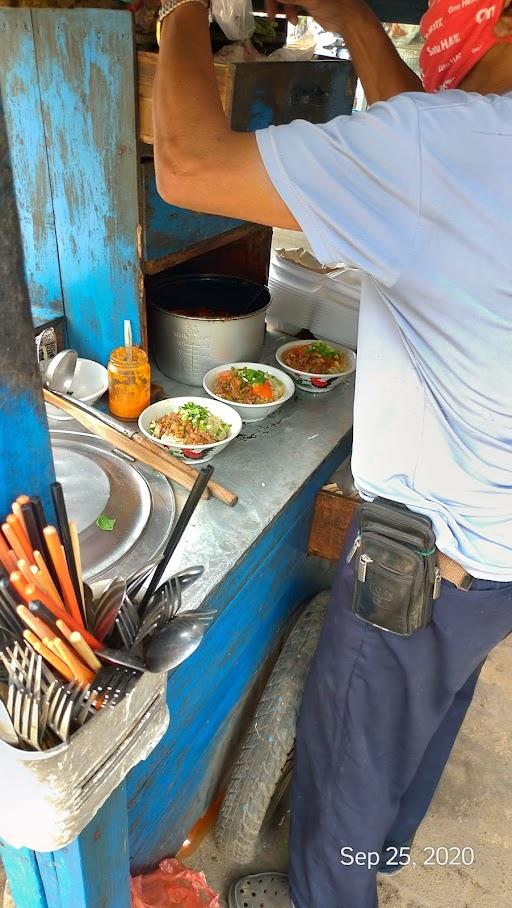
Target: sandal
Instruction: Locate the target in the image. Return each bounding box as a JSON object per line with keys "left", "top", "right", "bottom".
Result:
{"left": 228, "top": 872, "right": 291, "bottom": 908}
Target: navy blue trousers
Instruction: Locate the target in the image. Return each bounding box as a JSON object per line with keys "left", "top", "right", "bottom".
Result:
{"left": 289, "top": 529, "right": 512, "bottom": 908}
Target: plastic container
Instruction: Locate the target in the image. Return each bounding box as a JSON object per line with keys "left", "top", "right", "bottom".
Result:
{"left": 108, "top": 346, "right": 151, "bottom": 420}
{"left": 266, "top": 254, "right": 323, "bottom": 332}
{"left": 267, "top": 257, "right": 362, "bottom": 350}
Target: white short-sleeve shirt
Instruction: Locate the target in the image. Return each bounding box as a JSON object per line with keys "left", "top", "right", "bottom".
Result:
{"left": 257, "top": 91, "right": 512, "bottom": 579}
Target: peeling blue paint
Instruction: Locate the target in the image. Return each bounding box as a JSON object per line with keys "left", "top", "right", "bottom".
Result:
{"left": 246, "top": 91, "right": 275, "bottom": 131}
{"left": 0, "top": 10, "right": 64, "bottom": 326}
{"left": 0, "top": 389, "right": 55, "bottom": 519}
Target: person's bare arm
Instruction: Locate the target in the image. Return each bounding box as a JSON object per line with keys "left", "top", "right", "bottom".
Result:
{"left": 268, "top": 0, "right": 423, "bottom": 105}
{"left": 153, "top": 4, "right": 300, "bottom": 227}
{"left": 153, "top": 0, "right": 423, "bottom": 221}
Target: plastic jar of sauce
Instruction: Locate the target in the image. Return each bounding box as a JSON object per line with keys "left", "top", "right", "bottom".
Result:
{"left": 107, "top": 346, "right": 150, "bottom": 420}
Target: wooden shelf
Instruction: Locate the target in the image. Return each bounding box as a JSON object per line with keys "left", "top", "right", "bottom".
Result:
{"left": 142, "top": 222, "right": 268, "bottom": 275}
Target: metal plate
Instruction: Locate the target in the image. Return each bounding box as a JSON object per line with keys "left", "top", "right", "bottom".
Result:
{"left": 51, "top": 431, "right": 175, "bottom": 582}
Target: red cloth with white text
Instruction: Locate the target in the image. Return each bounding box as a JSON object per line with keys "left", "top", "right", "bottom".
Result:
{"left": 419, "top": 0, "right": 512, "bottom": 91}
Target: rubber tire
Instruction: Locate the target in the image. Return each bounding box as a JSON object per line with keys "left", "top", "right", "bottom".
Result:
{"left": 215, "top": 591, "right": 330, "bottom": 864}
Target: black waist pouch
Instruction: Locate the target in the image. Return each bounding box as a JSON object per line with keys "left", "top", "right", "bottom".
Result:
{"left": 349, "top": 498, "right": 441, "bottom": 636}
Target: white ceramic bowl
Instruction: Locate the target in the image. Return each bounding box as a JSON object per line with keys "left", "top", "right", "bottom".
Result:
{"left": 138, "top": 396, "right": 242, "bottom": 464}
{"left": 202, "top": 362, "right": 295, "bottom": 423}
{"left": 275, "top": 340, "right": 356, "bottom": 394}
{"left": 46, "top": 358, "right": 108, "bottom": 420}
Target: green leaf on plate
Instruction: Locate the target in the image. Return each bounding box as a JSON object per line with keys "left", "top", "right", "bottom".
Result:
{"left": 96, "top": 514, "right": 116, "bottom": 532}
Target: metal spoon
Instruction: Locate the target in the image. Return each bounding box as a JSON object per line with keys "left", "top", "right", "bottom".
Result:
{"left": 94, "top": 578, "right": 126, "bottom": 641}
{"left": 97, "top": 647, "right": 145, "bottom": 673}
{"left": 144, "top": 614, "right": 209, "bottom": 673}
{"left": 44, "top": 349, "right": 78, "bottom": 395}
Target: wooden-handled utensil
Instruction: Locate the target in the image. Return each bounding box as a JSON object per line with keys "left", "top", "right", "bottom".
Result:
{"left": 43, "top": 388, "right": 238, "bottom": 507}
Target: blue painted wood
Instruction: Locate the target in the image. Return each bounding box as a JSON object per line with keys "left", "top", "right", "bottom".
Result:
{"left": 0, "top": 10, "right": 64, "bottom": 328}
{"left": 31, "top": 9, "right": 143, "bottom": 365}
{"left": 0, "top": 845, "right": 47, "bottom": 908}
{"left": 127, "top": 434, "right": 351, "bottom": 867}
{"left": 1, "top": 786, "right": 130, "bottom": 908}
{"left": 35, "top": 784, "right": 131, "bottom": 908}
{"left": 0, "top": 61, "right": 57, "bottom": 908}
{"left": 0, "top": 79, "right": 56, "bottom": 522}
{"left": 142, "top": 161, "right": 243, "bottom": 271}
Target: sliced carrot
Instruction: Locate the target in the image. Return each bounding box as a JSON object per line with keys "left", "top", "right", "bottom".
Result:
{"left": 253, "top": 381, "right": 273, "bottom": 402}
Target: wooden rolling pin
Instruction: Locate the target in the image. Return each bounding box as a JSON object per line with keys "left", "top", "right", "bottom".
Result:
{"left": 44, "top": 388, "right": 238, "bottom": 507}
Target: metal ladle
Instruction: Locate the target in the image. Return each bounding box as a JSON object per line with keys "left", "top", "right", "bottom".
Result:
{"left": 44, "top": 349, "right": 78, "bottom": 394}
{"left": 144, "top": 614, "right": 209, "bottom": 673}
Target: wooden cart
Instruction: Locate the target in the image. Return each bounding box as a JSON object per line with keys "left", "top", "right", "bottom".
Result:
{"left": 0, "top": 2, "right": 425, "bottom": 904}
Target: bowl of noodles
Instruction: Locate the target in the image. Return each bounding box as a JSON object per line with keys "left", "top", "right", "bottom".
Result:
{"left": 138, "top": 397, "right": 242, "bottom": 463}
{"left": 276, "top": 339, "right": 356, "bottom": 393}
{"left": 203, "top": 362, "right": 295, "bottom": 422}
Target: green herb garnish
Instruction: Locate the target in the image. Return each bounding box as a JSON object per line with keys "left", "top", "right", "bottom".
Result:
{"left": 234, "top": 367, "right": 267, "bottom": 385}
{"left": 310, "top": 341, "right": 337, "bottom": 358}
{"left": 96, "top": 514, "right": 116, "bottom": 532}
{"left": 179, "top": 402, "right": 229, "bottom": 439}
{"left": 179, "top": 402, "right": 211, "bottom": 429}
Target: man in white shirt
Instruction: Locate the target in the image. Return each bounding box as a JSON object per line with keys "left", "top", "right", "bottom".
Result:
{"left": 153, "top": 0, "right": 512, "bottom": 904}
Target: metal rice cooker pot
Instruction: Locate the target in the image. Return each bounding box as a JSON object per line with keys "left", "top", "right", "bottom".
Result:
{"left": 147, "top": 274, "right": 270, "bottom": 386}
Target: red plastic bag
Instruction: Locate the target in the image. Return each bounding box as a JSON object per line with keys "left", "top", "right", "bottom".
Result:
{"left": 131, "top": 858, "right": 221, "bottom": 908}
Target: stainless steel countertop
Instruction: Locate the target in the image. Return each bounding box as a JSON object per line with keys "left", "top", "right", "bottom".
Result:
{"left": 50, "top": 332, "right": 354, "bottom": 611}
{"left": 149, "top": 331, "right": 354, "bottom": 611}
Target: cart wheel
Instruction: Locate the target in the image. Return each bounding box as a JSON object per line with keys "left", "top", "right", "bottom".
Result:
{"left": 215, "top": 591, "right": 329, "bottom": 864}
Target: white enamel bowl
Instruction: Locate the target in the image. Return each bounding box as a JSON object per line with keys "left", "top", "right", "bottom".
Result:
{"left": 138, "top": 396, "right": 242, "bottom": 464}
{"left": 275, "top": 340, "right": 356, "bottom": 394}
{"left": 202, "top": 362, "right": 295, "bottom": 423}
{"left": 45, "top": 358, "right": 108, "bottom": 420}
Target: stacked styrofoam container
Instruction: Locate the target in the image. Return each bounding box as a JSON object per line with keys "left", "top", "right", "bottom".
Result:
{"left": 267, "top": 252, "right": 325, "bottom": 335}
{"left": 267, "top": 251, "right": 362, "bottom": 350}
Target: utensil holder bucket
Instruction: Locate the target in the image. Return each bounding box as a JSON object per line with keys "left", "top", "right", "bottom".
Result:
{"left": 0, "top": 672, "right": 168, "bottom": 851}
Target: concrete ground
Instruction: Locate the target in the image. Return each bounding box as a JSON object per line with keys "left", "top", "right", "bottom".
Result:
{"left": 184, "top": 632, "right": 512, "bottom": 908}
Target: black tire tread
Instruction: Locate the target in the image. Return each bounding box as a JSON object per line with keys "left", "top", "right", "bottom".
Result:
{"left": 214, "top": 591, "right": 329, "bottom": 863}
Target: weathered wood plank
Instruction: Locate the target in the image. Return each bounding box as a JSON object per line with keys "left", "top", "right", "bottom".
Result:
{"left": 32, "top": 9, "right": 144, "bottom": 364}
{"left": 0, "top": 9, "right": 64, "bottom": 327}
{"left": 127, "top": 434, "right": 351, "bottom": 867}
{"left": 35, "top": 784, "right": 131, "bottom": 908}
{"left": 0, "top": 845, "right": 47, "bottom": 908}
{"left": 0, "top": 75, "right": 56, "bottom": 522}
{"left": 143, "top": 221, "right": 266, "bottom": 275}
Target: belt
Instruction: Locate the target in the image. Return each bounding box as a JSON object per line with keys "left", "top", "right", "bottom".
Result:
{"left": 436, "top": 550, "right": 474, "bottom": 591}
